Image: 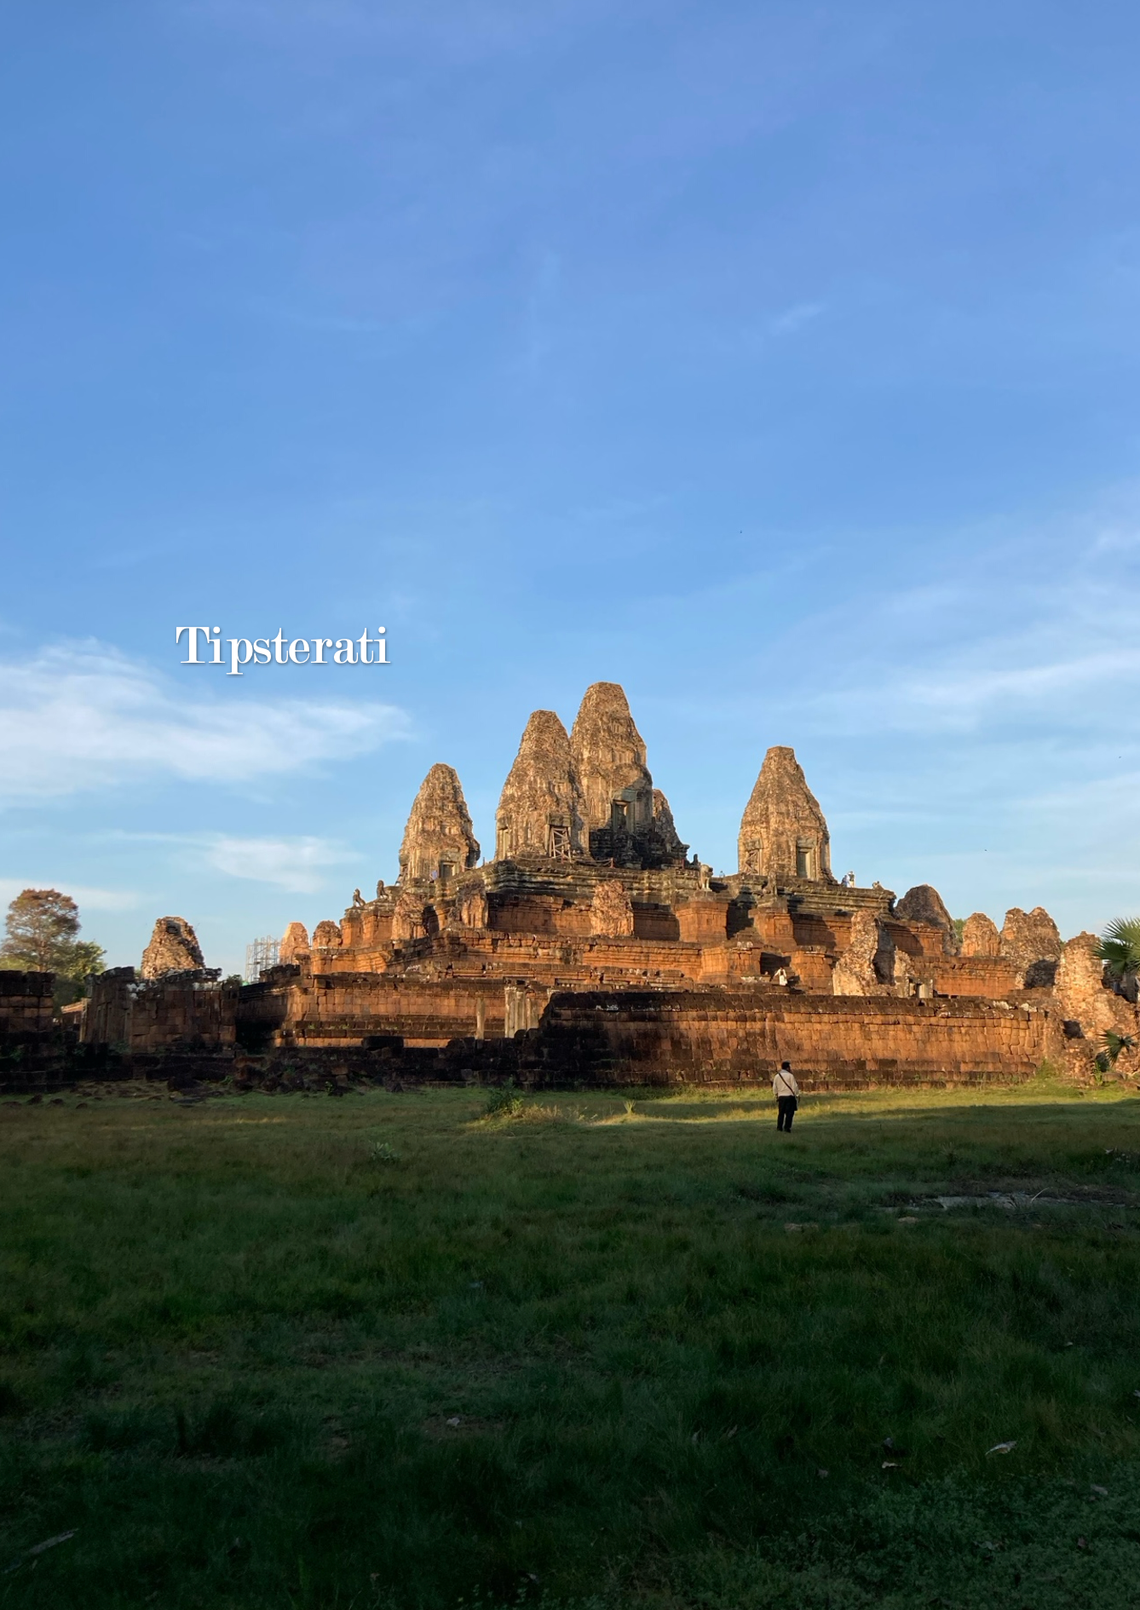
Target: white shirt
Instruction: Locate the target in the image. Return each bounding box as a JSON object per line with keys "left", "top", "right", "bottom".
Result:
{"left": 772, "top": 1068, "right": 800, "bottom": 1098}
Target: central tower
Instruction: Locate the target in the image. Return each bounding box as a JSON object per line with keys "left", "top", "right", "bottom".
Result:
{"left": 569, "top": 682, "right": 655, "bottom": 863}
{"left": 494, "top": 710, "right": 587, "bottom": 861}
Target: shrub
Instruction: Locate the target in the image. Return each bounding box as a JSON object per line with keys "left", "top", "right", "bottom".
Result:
{"left": 482, "top": 1084, "right": 525, "bottom": 1121}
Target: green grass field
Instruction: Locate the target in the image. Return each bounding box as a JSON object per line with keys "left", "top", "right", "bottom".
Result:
{"left": 3, "top": 1076, "right": 1140, "bottom": 1609}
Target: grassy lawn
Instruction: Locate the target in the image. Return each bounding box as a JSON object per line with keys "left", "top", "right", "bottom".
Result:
{"left": 3, "top": 1076, "right": 1140, "bottom": 1608}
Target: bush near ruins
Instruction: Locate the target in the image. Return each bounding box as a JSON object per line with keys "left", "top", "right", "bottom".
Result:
{"left": 0, "top": 888, "right": 105, "bottom": 1008}
{"left": 1096, "top": 1030, "right": 1137, "bottom": 1075}
{"left": 482, "top": 1082, "right": 526, "bottom": 1120}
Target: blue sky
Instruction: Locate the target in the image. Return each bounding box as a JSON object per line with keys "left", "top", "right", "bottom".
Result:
{"left": 2, "top": 0, "right": 1139, "bottom": 975}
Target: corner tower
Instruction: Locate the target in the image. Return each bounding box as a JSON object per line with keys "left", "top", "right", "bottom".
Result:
{"left": 569, "top": 682, "right": 655, "bottom": 863}
{"left": 398, "top": 764, "right": 480, "bottom": 883}
{"left": 738, "top": 746, "right": 833, "bottom": 887}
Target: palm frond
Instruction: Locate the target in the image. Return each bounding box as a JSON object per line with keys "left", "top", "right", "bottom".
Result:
{"left": 1096, "top": 918, "right": 1140, "bottom": 976}
{"left": 1100, "top": 1030, "right": 1137, "bottom": 1066}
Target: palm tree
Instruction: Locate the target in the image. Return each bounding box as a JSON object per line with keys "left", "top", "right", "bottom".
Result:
{"left": 1096, "top": 918, "right": 1140, "bottom": 1001}
{"left": 1096, "top": 1030, "right": 1138, "bottom": 1074}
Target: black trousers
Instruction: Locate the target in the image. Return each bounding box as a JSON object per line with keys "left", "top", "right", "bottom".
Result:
{"left": 776, "top": 1096, "right": 797, "bottom": 1131}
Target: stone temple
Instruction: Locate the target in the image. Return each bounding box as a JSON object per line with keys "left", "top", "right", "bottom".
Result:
{"left": 60, "top": 680, "right": 1139, "bottom": 1089}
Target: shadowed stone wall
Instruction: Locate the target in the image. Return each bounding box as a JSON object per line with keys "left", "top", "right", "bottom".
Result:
{"left": 84, "top": 968, "right": 239, "bottom": 1052}
{"left": 0, "top": 970, "right": 54, "bottom": 1041}
{"left": 527, "top": 990, "right": 1055, "bottom": 1089}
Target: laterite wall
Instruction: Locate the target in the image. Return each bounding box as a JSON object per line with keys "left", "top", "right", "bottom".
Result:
{"left": 531, "top": 989, "right": 1056, "bottom": 1088}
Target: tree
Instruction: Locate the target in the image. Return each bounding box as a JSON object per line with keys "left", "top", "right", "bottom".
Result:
{"left": 1096, "top": 917, "right": 1140, "bottom": 1002}
{"left": 1095, "top": 1030, "right": 1137, "bottom": 1075}
{"left": 0, "top": 888, "right": 106, "bottom": 1007}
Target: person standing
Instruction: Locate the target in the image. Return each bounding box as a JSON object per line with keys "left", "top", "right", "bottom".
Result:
{"left": 772, "top": 1061, "right": 800, "bottom": 1131}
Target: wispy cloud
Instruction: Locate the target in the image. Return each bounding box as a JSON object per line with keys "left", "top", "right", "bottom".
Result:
{"left": 201, "top": 835, "right": 357, "bottom": 893}
{"left": 0, "top": 880, "right": 141, "bottom": 912}
{"left": 750, "top": 512, "right": 1140, "bottom": 740}
{"left": 108, "top": 830, "right": 360, "bottom": 894}
{"left": 811, "top": 644, "right": 1140, "bottom": 734}
{"left": 769, "top": 300, "right": 825, "bottom": 335}
{"left": 0, "top": 641, "right": 409, "bottom": 804}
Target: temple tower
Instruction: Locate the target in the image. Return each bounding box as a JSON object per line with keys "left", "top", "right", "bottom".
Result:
{"left": 961, "top": 913, "right": 1000, "bottom": 957}
{"left": 1000, "top": 906, "right": 1062, "bottom": 988}
{"left": 141, "top": 916, "right": 205, "bottom": 978}
{"left": 570, "top": 682, "right": 655, "bottom": 862}
{"left": 738, "top": 746, "right": 833, "bottom": 886}
{"left": 278, "top": 922, "right": 311, "bottom": 967}
{"left": 495, "top": 710, "right": 587, "bottom": 861}
{"left": 896, "top": 884, "right": 958, "bottom": 954}
{"left": 398, "top": 764, "right": 480, "bottom": 884}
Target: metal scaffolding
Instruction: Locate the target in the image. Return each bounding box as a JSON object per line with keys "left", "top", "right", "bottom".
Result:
{"left": 244, "top": 935, "right": 280, "bottom": 983}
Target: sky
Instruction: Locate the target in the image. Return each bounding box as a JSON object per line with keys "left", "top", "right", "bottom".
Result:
{"left": 2, "top": 0, "right": 1139, "bottom": 976}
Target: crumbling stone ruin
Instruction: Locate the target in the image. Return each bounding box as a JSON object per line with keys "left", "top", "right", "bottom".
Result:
{"left": 895, "top": 885, "right": 958, "bottom": 954}
{"left": 27, "top": 678, "right": 1128, "bottom": 1093}
{"left": 832, "top": 910, "right": 900, "bottom": 997}
{"left": 35, "top": 915, "right": 237, "bottom": 1065}
{"left": 74, "top": 964, "right": 238, "bottom": 1058}
{"left": 1054, "top": 932, "right": 1129, "bottom": 1039}
{"left": 1000, "top": 906, "right": 1063, "bottom": 988}
{"left": 961, "top": 912, "right": 1001, "bottom": 957}
{"left": 140, "top": 916, "right": 204, "bottom": 978}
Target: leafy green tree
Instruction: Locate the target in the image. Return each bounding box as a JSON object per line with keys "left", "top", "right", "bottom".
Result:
{"left": 1096, "top": 917, "right": 1140, "bottom": 1000}
{"left": 0, "top": 888, "right": 106, "bottom": 1007}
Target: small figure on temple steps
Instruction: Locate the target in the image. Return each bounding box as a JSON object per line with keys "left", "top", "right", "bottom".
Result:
{"left": 376, "top": 880, "right": 385, "bottom": 898}
{"left": 353, "top": 888, "right": 365, "bottom": 908}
